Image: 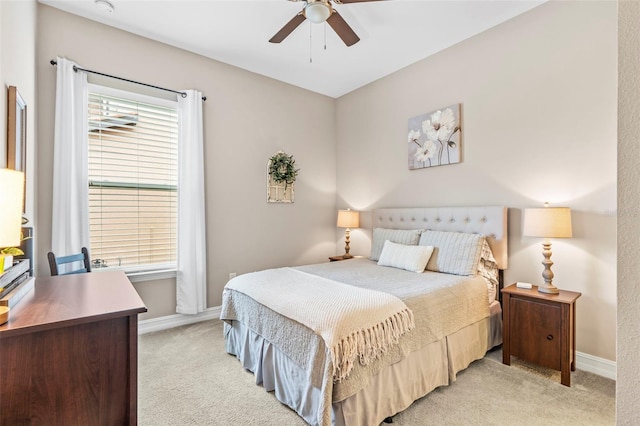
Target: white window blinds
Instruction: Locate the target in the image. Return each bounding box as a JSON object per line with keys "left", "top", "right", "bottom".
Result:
{"left": 87, "top": 87, "right": 178, "bottom": 272}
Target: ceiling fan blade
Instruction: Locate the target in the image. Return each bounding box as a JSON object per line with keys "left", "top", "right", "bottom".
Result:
{"left": 269, "top": 12, "right": 306, "bottom": 43}
{"left": 327, "top": 11, "right": 360, "bottom": 47}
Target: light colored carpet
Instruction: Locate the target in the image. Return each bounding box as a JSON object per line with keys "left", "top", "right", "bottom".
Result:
{"left": 139, "top": 320, "right": 615, "bottom": 425}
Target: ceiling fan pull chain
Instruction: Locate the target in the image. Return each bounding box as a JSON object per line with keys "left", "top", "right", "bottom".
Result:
{"left": 324, "top": 22, "right": 327, "bottom": 51}
{"left": 309, "top": 21, "right": 313, "bottom": 63}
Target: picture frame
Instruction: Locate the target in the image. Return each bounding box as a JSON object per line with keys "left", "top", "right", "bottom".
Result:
{"left": 7, "top": 86, "right": 27, "bottom": 212}
{"left": 407, "top": 103, "right": 462, "bottom": 170}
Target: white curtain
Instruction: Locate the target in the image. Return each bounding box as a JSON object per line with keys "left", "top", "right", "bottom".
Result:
{"left": 51, "top": 57, "right": 90, "bottom": 263}
{"left": 176, "top": 90, "right": 207, "bottom": 314}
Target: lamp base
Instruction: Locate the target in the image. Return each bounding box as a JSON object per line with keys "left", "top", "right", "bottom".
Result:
{"left": 341, "top": 253, "right": 353, "bottom": 259}
{"left": 538, "top": 240, "right": 559, "bottom": 294}
{"left": 538, "top": 284, "right": 560, "bottom": 294}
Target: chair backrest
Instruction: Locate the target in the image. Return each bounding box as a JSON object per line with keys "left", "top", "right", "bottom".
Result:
{"left": 47, "top": 247, "right": 92, "bottom": 276}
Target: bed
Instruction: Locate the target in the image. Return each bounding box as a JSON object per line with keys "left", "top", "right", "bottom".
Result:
{"left": 220, "top": 206, "right": 508, "bottom": 426}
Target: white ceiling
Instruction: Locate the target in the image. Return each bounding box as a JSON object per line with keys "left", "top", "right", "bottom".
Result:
{"left": 39, "top": 0, "right": 545, "bottom": 98}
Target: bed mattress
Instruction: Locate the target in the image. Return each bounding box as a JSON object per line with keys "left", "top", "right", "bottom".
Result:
{"left": 221, "top": 259, "right": 501, "bottom": 425}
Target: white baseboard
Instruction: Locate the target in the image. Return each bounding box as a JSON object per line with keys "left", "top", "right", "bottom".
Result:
{"left": 138, "top": 307, "right": 617, "bottom": 381}
{"left": 576, "top": 351, "right": 616, "bottom": 380}
{"left": 138, "top": 306, "right": 221, "bottom": 334}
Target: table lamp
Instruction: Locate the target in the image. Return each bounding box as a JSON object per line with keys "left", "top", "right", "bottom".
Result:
{"left": 523, "top": 203, "right": 572, "bottom": 294}
{"left": 336, "top": 209, "right": 360, "bottom": 259}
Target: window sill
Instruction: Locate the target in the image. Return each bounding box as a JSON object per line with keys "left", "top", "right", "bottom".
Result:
{"left": 127, "top": 269, "right": 177, "bottom": 283}
{"left": 94, "top": 267, "right": 177, "bottom": 283}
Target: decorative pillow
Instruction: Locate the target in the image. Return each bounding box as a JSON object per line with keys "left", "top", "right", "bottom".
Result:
{"left": 477, "top": 239, "right": 499, "bottom": 301}
{"left": 478, "top": 239, "right": 499, "bottom": 286}
{"left": 419, "top": 230, "right": 485, "bottom": 276}
{"left": 370, "top": 228, "right": 423, "bottom": 261}
{"left": 377, "top": 241, "right": 434, "bottom": 273}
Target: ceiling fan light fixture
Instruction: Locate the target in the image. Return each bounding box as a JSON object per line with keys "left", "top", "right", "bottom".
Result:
{"left": 305, "top": 1, "right": 332, "bottom": 24}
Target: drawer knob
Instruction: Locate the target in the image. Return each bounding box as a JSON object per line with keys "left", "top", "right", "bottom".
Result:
{"left": 547, "top": 335, "right": 554, "bottom": 341}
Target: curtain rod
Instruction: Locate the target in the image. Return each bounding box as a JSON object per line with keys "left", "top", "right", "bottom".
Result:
{"left": 50, "top": 59, "right": 207, "bottom": 101}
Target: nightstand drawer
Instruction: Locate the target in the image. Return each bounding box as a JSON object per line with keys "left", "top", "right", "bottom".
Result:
{"left": 510, "top": 297, "right": 561, "bottom": 370}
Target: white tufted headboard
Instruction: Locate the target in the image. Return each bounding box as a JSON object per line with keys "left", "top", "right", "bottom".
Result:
{"left": 372, "top": 206, "right": 508, "bottom": 270}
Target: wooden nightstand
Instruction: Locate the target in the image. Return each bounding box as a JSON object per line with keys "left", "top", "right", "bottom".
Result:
{"left": 501, "top": 284, "right": 581, "bottom": 386}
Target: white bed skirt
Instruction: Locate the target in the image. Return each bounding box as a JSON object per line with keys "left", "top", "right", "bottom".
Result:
{"left": 224, "top": 304, "right": 502, "bottom": 426}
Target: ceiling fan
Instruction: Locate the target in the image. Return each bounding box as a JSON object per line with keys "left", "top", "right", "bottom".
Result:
{"left": 269, "top": 0, "right": 382, "bottom": 47}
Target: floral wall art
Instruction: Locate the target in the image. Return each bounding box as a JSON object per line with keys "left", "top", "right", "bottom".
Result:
{"left": 407, "top": 104, "right": 461, "bottom": 170}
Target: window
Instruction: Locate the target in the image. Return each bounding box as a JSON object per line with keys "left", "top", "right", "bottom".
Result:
{"left": 87, "top": 85, "right": 178, "bottom": 276}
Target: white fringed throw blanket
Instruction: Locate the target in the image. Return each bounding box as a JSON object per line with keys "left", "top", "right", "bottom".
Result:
{"left": 224, "top": 267, "right": 415, "bottom": 381}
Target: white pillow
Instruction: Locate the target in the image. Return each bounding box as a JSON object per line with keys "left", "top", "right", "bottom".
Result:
{"left": 419, "top": 230, "right": 484, "bottom": 276}
{"left": 377, "top": 240, "right": 434, "bottom": 273}
{"left": 370, "top": 228, "right": 423, "bottom": 261}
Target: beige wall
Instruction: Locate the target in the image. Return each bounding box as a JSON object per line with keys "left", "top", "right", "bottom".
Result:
{"left": 36, "top": 5, "right": 337, "bottom": 319}
{"left": 1, "top": 0, "right": 37, "bottom": 224}
{"left": 617, "top": 0, "right": 639, "bottom": 422}
{"left": 336, "top": 1, "right": 617, "bottom": 362}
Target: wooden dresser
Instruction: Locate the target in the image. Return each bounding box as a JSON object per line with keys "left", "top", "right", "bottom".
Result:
{"left": 0, "top": 271, "right": 147, "bottom": 425}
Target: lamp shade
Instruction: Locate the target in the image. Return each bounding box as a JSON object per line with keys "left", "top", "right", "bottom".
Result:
{"left": 337, "top": 209, "right": 360, "bottom": 229}
{"left": 0, "top": 169, "right": 25, "bottom": 247}
{"left": 523, "top": 207, "right": 572, "bottom": 238}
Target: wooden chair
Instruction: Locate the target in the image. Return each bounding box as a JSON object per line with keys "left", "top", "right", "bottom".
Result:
{"left": 47, "top": 247, "right": 92, "bottom": 276}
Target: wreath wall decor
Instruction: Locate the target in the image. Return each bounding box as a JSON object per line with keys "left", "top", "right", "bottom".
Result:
{"left": 267, "top": 151, "right": 299, "bottom": 203}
